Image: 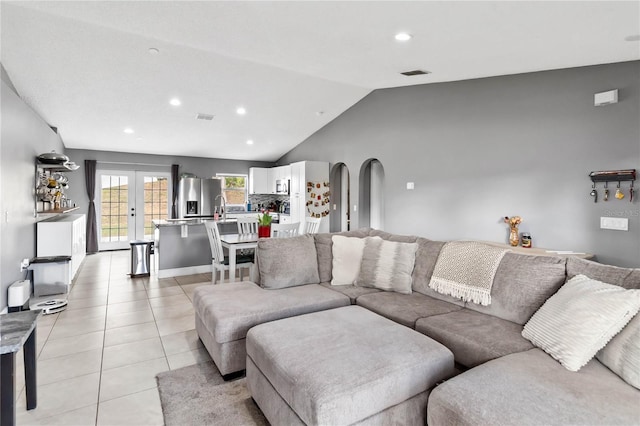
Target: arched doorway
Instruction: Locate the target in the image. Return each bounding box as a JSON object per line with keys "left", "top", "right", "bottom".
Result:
{"left": 330, "top": 163, "right": 350, "bottom": 232}
{"left": 359, "top": 159, "right": 385, "bottom": 230}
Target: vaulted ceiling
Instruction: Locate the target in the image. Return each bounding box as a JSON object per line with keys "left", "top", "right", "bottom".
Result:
{"left": 2, "top": 1, "right": 638, "bottom": 161}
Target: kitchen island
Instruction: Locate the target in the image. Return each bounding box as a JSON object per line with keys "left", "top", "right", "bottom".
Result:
{"left": 153, "top": 219, "right": 239, "bottom": 278}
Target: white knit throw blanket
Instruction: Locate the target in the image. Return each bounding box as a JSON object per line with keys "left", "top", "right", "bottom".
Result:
{"left": 429, "top": 241, "right": 510, "bottom": 306}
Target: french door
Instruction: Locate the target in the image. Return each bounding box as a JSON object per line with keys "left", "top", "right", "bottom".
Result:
{"left": 96, "top": 170, "right": 171, "bottom": 250}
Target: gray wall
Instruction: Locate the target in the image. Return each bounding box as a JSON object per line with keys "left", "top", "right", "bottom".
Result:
{"left": 1, "top": 76, "right": 65, "bottom": 310}
{"left": 280, "top": 61, "right": 640, "bottom": 267}
{"left": 64, "top": 148, "right": 274, "bottom": 219}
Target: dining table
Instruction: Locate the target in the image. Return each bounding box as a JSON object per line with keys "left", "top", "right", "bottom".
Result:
{"left": 220, "top": 233, "right": 259, "bottom": 282}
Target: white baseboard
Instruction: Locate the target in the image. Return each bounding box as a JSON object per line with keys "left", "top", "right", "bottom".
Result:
{"left": 1, "top": 306, "right": 8, "bottom": 315}
{"left": 158, "top": 264, "right": 212, "bottom": 279}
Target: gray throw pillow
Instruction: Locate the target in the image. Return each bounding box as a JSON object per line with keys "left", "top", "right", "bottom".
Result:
{"left": 257, "top": 234, "right": 320, "bottom": 289}
{"left": 355, "top": 237, "right": 418, "bottom": 294}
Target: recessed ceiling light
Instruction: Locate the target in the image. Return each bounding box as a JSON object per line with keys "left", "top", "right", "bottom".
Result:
{"left": 246, "top": 139, "right": 254, "bottom": 145}
{"left": 395, "top": 32, "right": 412, "bottom": 42}
{"left": 236, "top": 107, "right": 247, "bottom": 115}
{"left": 170, "top": 98, "right": 181, "bottom": 106}
{"left": 625, "top": 34, "right": 640, "bottom": 42}
{"left": 148, "top": 48, "right": 160, "bottom": 55}
{"left": 124, "top": 128, "right": 134, "bottom": 134}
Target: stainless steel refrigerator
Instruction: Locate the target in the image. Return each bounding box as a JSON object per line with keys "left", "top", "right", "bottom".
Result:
{"left": 178, "top": 177, "right": 223, "bottom": 218}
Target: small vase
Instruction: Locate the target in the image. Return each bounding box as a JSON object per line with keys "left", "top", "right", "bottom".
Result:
{"left": 509, "top": 227, "right": 519, "bottom": 247}
{"left": 258, "top": 225, "right": 271, "bottom": 238}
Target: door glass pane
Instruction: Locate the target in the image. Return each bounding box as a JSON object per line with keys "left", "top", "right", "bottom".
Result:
{"left": 143, "top": 176, "right": 168, "bottom": 239}
{"left": 101, "top": 175, "right": 129, "bottom": 242}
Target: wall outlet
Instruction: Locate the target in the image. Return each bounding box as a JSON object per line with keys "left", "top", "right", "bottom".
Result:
{"left": 406, "top": 182, "right": 415, "bottom": 190}
{"left": 600, "top": 217, "right": 628, "bottom": 231}
{"left": 20, "top": 258, "right": 30, "bottom": 272}
{"left": 353, "top": 205, "right": 357, "bottom": 212}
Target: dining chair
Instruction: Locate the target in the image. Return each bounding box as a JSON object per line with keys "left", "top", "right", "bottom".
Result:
{"left": 270, "top": 222, "right": 300, "bottom": 238}
{"left": 236, "top": 216, "right": 259, "bottom": 234}
{"left": 204, "top": 221, "right": 253, "bottom": 284}
{"left": 303, "top": 217, "right": 321, "bottom": 234}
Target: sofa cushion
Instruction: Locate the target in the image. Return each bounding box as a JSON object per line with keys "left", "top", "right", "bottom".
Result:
{"left": 319, "top": 282, "right": 381, "bottom": 304}
{"left": 355, "top": 237, "right": 418, "bottom": 294}
{"left": 257, "top": 234, "right": 319, "bottom": 289}
{"left": 314, "top": 228, "right": 372, "bottom": 283}
{"left": 427, "top": 348, "right": 640, "bottom": 426}
{"left": 415, "top": 308, "right": 534, "bottom": 367}
{"left": 598, "top": 313, "right": 640, "bottom": 389}
{"left": 465, "top": 252, "right": 567, "bottom": 324}
{"left": 567, "top": 257, "right": 640, "bottom": 289}
{"left": 522, "top": 274, "right": 640, "bottom": 372}
{"left": 357, "top": 292, "right": 462, "bottom": 328}
{"left": 411, "top": 238, "right": 465, "bottom": 307}
{"left": 192, "top": 282, "right": 349, "bottom": 344}
{"left": 331, "top": 235, "right": 370, "bottom": 285}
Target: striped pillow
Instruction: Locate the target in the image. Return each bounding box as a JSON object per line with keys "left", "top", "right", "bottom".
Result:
{"left": 597, "top": 313, "right": 640, "bottom": 389}
{"left": 522, "top": 274, "right": 640, "bottom": 372}
{"left": 355, "top": 237, "right": 418, "bottom": 294}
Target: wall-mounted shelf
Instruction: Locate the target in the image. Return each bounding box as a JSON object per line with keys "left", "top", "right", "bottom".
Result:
{"left": 589, "top": 169, "right": 636, "bottom": 183}
{"left": 35, "top": 157, "right": 80, "bottom": 215}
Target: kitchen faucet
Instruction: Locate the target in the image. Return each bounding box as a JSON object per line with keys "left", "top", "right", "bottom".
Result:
{"left": 215, "top": 194, "right": 227, "bottom": 221}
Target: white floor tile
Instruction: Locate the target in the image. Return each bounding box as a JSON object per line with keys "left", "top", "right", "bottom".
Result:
{"left": 16, "top": 373, "right": 100, "bottom": 421}
{"left": 48, "top": 316, "right": 105, "bottom": 340}
{"left": 99, "top": 357, "right": 168, "bottom": 402}
{"left": 106, "top": 309, "right": 155, "bottom": 329}
{"left": 104, "top": 321, "right": 158, "bottom": 347}
{"left": 102, "top": 337, "right": 165, "bottom": 370}
{"left": 107, "top": 290, "right": 148, "bottom": 304}
{"left": 16, "top": 404, "right": 97, "bottom": 426}
{"left": 96, "top": 388, "right": 163, "bottom": 426}
{"left": 39, "top": 331, "right": 104, "bottom": 360}
{"left": 106, "top": 299, "right": 151, "bottom": 315}
{"left": 160, "top": 329, "right": 204, "bottom": 356}
{"left": 156, "top": 314, "right": 195, "bottom": 336}
{"left": 167, "top": 347, "right": 211, "bottom": 370}
{"left": 37, "top": 348, "right": 103, "bottom": 385}
{"left": 151, "top": 301, "right": 194, "bottom": 320}
{"left": 148, "top": 294, "right": 191, "bottom": 309}
{"left": 56, "top": 305, "right": 107, "bottom": 321}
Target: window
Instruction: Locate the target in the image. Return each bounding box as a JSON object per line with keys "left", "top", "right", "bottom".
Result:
{"left": 217, "top": 174, "right": 247, "bottom": 206}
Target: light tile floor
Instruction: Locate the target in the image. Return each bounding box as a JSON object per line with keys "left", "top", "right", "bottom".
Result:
{"left": 13, "top": 250, "right": 214, "bottom": 425}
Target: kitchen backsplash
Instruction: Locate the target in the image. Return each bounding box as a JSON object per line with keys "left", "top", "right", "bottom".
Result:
{"left": 248, "top": 194, "right": 289, "bottom": 210}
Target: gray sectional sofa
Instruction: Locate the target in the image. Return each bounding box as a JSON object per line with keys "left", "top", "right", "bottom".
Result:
{"left": 192, "top": 228, "right": 640, "bottom": 425}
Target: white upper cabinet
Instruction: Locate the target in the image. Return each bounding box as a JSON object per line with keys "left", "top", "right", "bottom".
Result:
{"left": 249, "top": 167, "right": 270, "bottom": 194}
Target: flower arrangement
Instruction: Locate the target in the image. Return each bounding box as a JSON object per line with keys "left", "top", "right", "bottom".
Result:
{"left": 503, "top": 216, "right": 522, "bottom": 247}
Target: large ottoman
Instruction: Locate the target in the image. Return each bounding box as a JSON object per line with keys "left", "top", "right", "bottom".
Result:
{"left": 193, "top": 282, "right": 350, "bottom": 377}
{"left": 246, "top": 305, "right": 455, "bottom": 425}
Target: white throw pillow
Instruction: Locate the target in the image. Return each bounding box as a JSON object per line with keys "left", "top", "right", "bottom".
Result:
{"left": 331, "top": 235, "right": 369, "bottom": 285}
{"left": 597, "top": 313, "right": 640, "bottom": 389}
{"left": 522, "top": 274, "right": 640, "bottom": 372}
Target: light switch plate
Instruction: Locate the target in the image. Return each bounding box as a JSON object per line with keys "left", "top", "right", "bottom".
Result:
{"left": 406, "top": 182, "right": 415, "bottom": 190}
{"left": 600, "top": 217, "right": 628, "bottom": 231}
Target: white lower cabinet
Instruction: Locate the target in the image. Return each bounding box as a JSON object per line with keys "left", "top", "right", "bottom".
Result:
{"left": 37, "top": 214, "right": 86, "bottom": 279}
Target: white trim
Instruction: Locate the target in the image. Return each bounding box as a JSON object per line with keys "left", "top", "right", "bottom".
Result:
{"left": 0, "top": 307, "right": 8, "bottom": 315}
{"left": 157, "top": 264, "right": 211, "bottom": 279}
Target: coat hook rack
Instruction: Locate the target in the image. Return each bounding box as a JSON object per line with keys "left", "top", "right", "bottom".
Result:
{"left": 589, "top": 169, "right": 636, "bottom": 183}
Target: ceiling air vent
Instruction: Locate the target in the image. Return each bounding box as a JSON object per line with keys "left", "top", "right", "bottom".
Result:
{"left": 400, "top": 70, "right": 431, "bottom": 76}
{"left": 195, "top": 113, "right": 214, "bottom": 121}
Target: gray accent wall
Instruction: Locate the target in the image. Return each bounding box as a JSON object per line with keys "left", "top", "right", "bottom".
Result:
{"left": 1, "top": 77, "right": 65, "bottom": 310}
{"left": 279, "top": 61, "right": 640, "bottom": 267}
